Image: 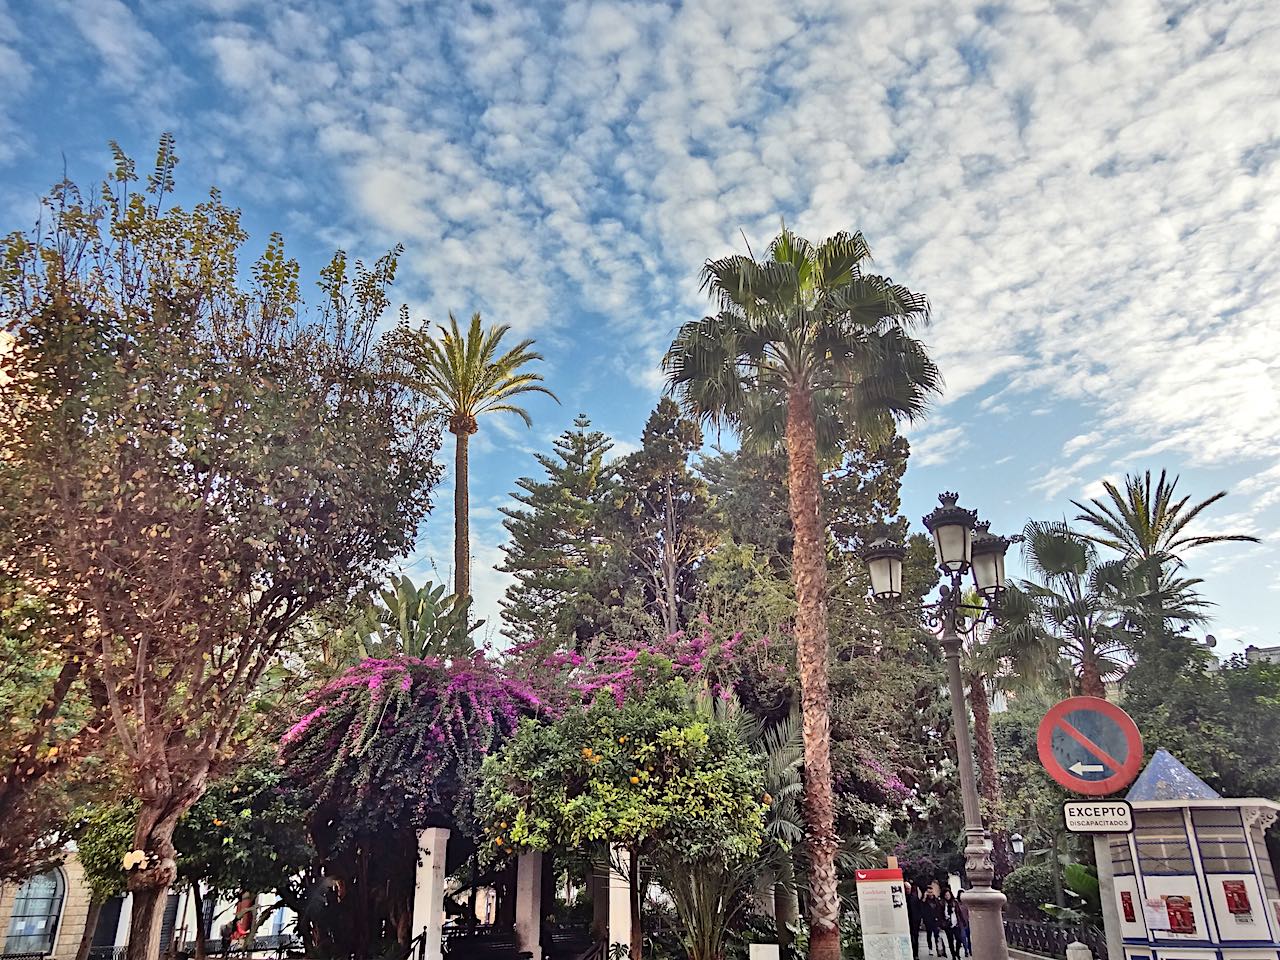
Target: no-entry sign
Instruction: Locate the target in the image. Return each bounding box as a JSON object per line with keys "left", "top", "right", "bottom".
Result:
{"left": 1037, "top": 696, "right": 1143, "bottom": 796}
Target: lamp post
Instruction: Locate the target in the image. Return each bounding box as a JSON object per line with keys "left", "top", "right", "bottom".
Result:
{"left": 863, "top": 492, "right": 1019, "bottom": 960}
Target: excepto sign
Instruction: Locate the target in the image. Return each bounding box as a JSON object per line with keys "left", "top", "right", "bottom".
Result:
{"left": 1063, "top": 799, "right": 1134, "bottom": 833}
{"left": 1037, "top": 696, "right": 1144, "bottom": 796}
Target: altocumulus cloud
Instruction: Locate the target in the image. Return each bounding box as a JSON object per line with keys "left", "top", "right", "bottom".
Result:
{"left": 4, "top": 0, "right": 1280, "bottom": 639}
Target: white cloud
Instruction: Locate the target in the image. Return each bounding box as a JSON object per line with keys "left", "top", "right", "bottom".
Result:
{"left": 22, "top": 0, "right": 1280, "bottom": 635}
{"left": 908, "top": 425, "right": 968, "bottom": 468}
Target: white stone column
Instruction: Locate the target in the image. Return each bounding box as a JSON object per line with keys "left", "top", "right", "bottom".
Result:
{"left": 608, "top": 845, "right": 632, "bottom": 955}
{"left": 412, "top": 827, "right": 450, "bottom": 960}
{"left": 514, "top": 852, "right": 543, "bottom": 960}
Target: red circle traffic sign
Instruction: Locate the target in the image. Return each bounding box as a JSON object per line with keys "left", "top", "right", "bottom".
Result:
{"left": 1037, "top": 696, "right": 1143, "bottom": 796}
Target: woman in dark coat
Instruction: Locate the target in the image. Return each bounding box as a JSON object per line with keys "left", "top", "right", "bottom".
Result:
{"left": 906, "top": 881, "right": 923, "bottom": 960}
{"left": 922, "top": 889, "right": 943, "bottom": 955}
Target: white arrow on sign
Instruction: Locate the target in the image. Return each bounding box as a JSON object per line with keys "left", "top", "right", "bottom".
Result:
{"left": 1069, "top": 761, "right": 1105, "bottom": 775}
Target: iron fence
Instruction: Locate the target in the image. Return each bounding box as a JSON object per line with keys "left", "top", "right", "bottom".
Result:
{"left": 1004, "top": 918, "right": 1107, "bottom": 960}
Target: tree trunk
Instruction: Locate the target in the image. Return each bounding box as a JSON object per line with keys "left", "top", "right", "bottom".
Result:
{"left": 125, "top": 794, "right": 194, "bottom": 960}
{"left": 190, "top": 882, "right": 208, "bottom": 960}
{"left": 661, "top": 478, "right": 679, "bottom": 636}
{"left": 1080, "top": 656, "right": 1106, "bottom": 699}
{"left": 969, "top": 675, "right": 1011, "bottom": 881}
{"left": 126, "top": 886, "right": 169, "bottom": 960}
{"left": 783, "top": 387, "right": 839, "bottom": 960}
{"left": 74, "top": 898, "right": 103, "bottom": 960}
{"left": 454, "top": 429, "right": 472, "bottom": 599}
{"left": 774, "top": 852, "right": 798, "bottom": 955}
{"left": 629, "top": 852, "right": 642, "bottom": 960}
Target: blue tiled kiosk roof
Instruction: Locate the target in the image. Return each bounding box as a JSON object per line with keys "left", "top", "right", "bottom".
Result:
{"left": 1126, "top": 749, "right": 1221, "bottom": 802}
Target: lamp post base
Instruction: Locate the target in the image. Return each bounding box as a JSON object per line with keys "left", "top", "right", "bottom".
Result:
{"left": 963, "top": 828, "right": 1009, "bottom": 960}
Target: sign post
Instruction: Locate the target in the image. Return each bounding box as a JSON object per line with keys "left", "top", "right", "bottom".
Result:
{"left": 1039, "top": 698, "right": 1144, "bottom": 960}
{"left": 855, "top": 868, "right": 913, "bottom": 960}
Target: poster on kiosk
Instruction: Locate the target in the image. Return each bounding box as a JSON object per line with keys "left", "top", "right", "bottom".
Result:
{"left": 856, "top": 868, "right": 914, "bottom": 960}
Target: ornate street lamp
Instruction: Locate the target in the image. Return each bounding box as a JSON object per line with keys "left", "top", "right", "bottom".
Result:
{"left": 863, "top": 538, "right": 907, "bottom": 600}
{"left": 922, "top": 491, "right": 977, "bottom": 574}
{"left": 862, "top": 492, "right": 1021, "bottom": 960}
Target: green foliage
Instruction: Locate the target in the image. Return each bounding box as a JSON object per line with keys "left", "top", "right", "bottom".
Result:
{"left": 75, "top": 801, "right": 140, "bottom": 901}
{"left": 0, "top": 578, "right": 95, "bottom": 880}
{"left": 346, "top": 575, "right": 480, "bottom": 660}
{"left": 996, "top": 522, "right": 1136, "bottom": 695}
{"left": 499, "top": 415, "right": 618, "bottom": 646}
{"left": 174, "top": 752, "right": 313, "bottom": 902}
{"left": 606, "top": 399, "right": 716, "bottom": 636}
{"left": 384, "top": 310, "right": 557, "bottom": 434}
{"left": 1003, "top": 864, "right": 1056, "bottom": 913}
{"left": 664, "top": 227, "right": 940, "bottom": 451}
{"left": 1063, "top": 862, "right": 1101, "bottom": 918}
{"left": 478, "top": 679, "right": 765, "bottom": 863}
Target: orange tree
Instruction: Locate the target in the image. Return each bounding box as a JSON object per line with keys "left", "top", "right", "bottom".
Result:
{"left": 0, "top": 138, "right": 441, "bottom": 960}
{"left": 477, "top": 668, "right": 767, "bottom": 960}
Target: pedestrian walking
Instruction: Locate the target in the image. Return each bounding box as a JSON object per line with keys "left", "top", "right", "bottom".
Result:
{"left": 940, "top": 889, "right": 962, "bottom": 960}
{"left": 906, "top": 881, "right": 923, "bottom": 960}
{"left": 922, "top": 889, "right": 942, "bottom": 955}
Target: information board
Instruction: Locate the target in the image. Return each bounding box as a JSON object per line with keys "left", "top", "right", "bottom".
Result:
{"left": 855, "top": 868, "right": 914, "bottom": 960}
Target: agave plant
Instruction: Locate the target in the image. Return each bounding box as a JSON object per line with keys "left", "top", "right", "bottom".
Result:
{"left": 348, "top": 574, "right": 481, "bottom": 660}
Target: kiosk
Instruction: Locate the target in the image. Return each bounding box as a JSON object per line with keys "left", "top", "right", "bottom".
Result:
{"left": 1104, "top": 750, "right": 1280, "bottom": 960}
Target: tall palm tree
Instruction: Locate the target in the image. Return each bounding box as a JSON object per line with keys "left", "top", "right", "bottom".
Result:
{"left": 389, "top": 312, "right": 557, "bottom": 598}
{"left": 1072, "top": 470, "right": 1259, "bottom": 565}
{"left": 1072, "top": 470, "right": 1257, "bottom": 666}
{"left": 664, "top": 228, "right": 940, "bottom": 960}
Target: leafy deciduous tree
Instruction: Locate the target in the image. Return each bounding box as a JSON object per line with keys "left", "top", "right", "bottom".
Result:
{"left": 0, "top": 138, "right": 441, "bottom": 960}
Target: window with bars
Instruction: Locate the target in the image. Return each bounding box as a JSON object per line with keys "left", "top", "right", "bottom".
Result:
{"left": 1135, "top": 810, "right": 1194, "bottom": 875}
{"left": 1192, "top": 809, "right": 1253, "bottom": 873}
{"left": 4, "top": 868, "right": 66, "bottom": 954}
{"left": 1110, "top": 835, "right": 1136, "bottom": 875}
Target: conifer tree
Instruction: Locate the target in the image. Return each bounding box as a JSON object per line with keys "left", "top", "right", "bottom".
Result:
{"left": 498, "top": 415, "right": 616, "bottom": 646}
{"left": 610, "top": 399, "right": 715, "bottom": 635}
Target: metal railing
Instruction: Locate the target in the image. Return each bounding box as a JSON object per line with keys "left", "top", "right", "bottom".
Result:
{"left": 1004, "top": 919, "right": 1107, "bottom": 960}
{"left": 178, "top": 934, "right": 298, "bottom": 959}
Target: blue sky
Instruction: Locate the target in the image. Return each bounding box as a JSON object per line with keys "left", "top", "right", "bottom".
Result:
{"left": 2, "top": 0, "right": 1278, "bottom": 656}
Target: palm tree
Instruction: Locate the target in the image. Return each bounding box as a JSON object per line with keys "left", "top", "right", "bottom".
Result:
{"left": 1072, "top": 470, "right": 1258, "bottom": 565}
{"left": 389, "top": 312, "right": 557, "bottom": 598}
{"left": 997, "top": 522, "right": 1131, "bottom": 698}
{"left": 1072, "top": 470, "right": 1257, "bottom": 667}
{"left": 664, "top": 228, "right": 940, "bottom": 960}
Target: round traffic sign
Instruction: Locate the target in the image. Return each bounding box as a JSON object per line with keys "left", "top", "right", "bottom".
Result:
{"left": 1036, "top": 696, "right": 1143, "bottom": 796}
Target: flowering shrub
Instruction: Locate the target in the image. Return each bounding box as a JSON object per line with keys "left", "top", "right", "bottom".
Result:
{"left": 280, "top": 654, "right": 540, "bottom": 846}
{"left": 504, "top": 622, "right": 791, "bottom": 713}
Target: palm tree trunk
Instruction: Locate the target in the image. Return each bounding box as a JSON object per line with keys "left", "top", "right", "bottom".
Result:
{"left": 784, "top": 386, "right": 840, "bottom": 960}
{"left": 969, "top": 675, "right": 1011, "bottom": 881}
{"left": 1080, "top": 656, "right": 1106, "bottom": 699}
{"left": 454, "top": 429, "right": 471, "bottom": 598}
